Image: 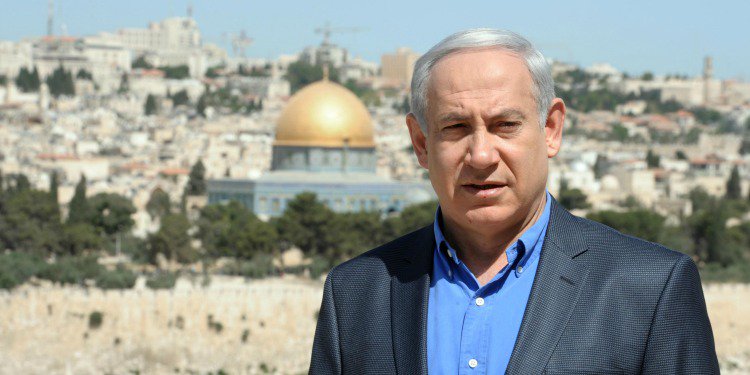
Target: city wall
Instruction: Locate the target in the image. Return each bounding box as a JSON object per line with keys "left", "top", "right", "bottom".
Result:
{"left": 0, "top": 278, "right": 747, "bottom": 374}
{"left": 0, "top": 276, "right": 323, "bottom": 375}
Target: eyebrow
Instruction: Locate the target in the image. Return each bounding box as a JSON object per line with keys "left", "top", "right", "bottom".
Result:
{"left": 438, "top": 108, "right": 527, "bottom": 124}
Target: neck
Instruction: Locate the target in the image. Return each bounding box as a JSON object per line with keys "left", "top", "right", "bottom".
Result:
{"left": 441, "top": 193, "right": 547, "bottom": 286}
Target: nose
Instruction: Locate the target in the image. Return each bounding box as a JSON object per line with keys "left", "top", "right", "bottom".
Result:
{"left": 464, "top": 129, "right": 500, "bottom": 169}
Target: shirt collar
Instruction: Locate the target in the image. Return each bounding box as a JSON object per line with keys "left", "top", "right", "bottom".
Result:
{"left": 433, "top": 191, "right": 552, "bottom": 270}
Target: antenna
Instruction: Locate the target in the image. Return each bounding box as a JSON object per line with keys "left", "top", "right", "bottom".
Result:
{"left": 231, "top": 30, "right": 253, "bottom": 58}
{"left": 47, "top": 0, "right": 54, "bottom": 36}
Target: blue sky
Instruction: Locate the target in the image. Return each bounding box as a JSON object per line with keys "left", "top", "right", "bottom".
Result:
{"left": 1, "top": 0, "right": 748, "bottom": 80}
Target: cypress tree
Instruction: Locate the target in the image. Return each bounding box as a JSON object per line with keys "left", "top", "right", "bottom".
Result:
{"left": 185, "top": 160, "right": 206, "bottom": 196}
{"left": 144, "top": 94, "right": 158, "bottom": 115}
{"left": 67, "top": 175, "right": 90, "bottom": 224}
{"left": 49, "top": 171, "right": 60, "bottom": 209}
{"left": 725, "top": 165, "right": 742, "bottom": 200}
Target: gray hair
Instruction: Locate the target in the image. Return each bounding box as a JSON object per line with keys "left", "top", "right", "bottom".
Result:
{"left": 409, "top": 28, "right": 555, "bottom": 133}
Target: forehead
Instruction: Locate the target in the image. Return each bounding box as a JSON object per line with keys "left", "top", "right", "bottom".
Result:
{"left": 426, "top": 48, "right": 534, "bottom": 108}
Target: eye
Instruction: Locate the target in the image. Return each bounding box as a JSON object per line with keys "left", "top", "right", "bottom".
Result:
{"left": 444, "top": 123, "right": 466, "bottom": 130}
{"left": 498, "top": 121, "right": 521, "bottom": 127}
{"left": 494, "top": 121, "right": 522, "bottom": 131}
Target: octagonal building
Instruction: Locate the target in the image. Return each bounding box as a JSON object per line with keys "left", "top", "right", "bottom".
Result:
{"left": 207, "top": 77, "right": 433, "bottom": 219}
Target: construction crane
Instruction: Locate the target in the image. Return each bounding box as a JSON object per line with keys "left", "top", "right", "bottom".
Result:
{"left": 231, "top": 30, "right": 253, "bottom": 58}
{"left": 314, "top": 22, "right": 366, "bottom": 45}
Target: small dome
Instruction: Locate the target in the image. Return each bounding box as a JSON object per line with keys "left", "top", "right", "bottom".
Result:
{"left": 275, "top": 79, "right": 375, "bottom": 148}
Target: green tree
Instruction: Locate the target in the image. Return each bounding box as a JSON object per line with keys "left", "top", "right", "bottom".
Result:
{"left": 593, "top": 155, "right": 608, "bottom": 179}
{"left": 49, "top": 171, "right": 59, "bottom": 210}
{"left": 159, "top": 65, "right": 190, "bottom": 79}
{"left": 8, "top": 173, "right": 31, "bottom": 193}
{"left": 205, "top": 65, "right": 224, "bottom": 78}
{"left": 185, "top": 160, "right": 206, "bottom": 196}
{"left": 587, "top": 209, "right": 665, "bottom": 243}
{"left": 691, "top": 107, "right": 723, "bottom": 125}
{"left": 144, "top": 94, "right": 159, "bottom": 115}
{"left": 196, "top": 92, "right": 208, "bottom": 117}
{"left": 688, "top": 187, "right": 712, "bottom": 213}
{"left": 382, "top": 200, "right": 438, "bottom": 241}
{"left": 118, "top": 73, "right": 129, "bottom": 93}
{"left": 327, "top": 211, "right": 384, "bottom": 260}
{"left": 67, "top": 175, "right": 90, "bottom": 224}
{"left": 46, "top": 65, "right": 75, "bottom": 97}
{"left": 76, "top": 69, "right": 93, "bottom": 80}
{"left": 171, "top": 89, "right": 190, "bottom": 107}
{"left": 0, "top": 252, "right": 46, "bottom": 290}
{"left": 147, "top": 213, "right": 196, "bottom": 264}
{"left": 87, "top": 193, "right": 136, "bottom": 237}
{"left": 0, "top": 189, "right": 63, "bottom": 255}
{"left": 60, "top": 222, "right": 102, "bottom": 255}
{"left": 687, "top": 199, "right": 744, "bottom": 266}
{"left": 285, "top": 60, "right": 339, "bottom": 93}
{"left": 194, "top": 202, "right": 282, "bottom": 260}
{"left": 15, "top": 67, "right": 41, "bottom": 92}
{"left": 132, "top": 55, "right": 153, "bottom": 69}
{"left": 675, "top": 150, "right": 688, "bottom": 160}
{"left": 725, "top": 165, "right": 742, "bottom": 200}
{"left": 274, "top": 192, "right": 335, "bottom": 255}
{"left": 641, "top": 71, "right": 654, "bottom": 81}
{"left": 646, "top": 149, "right": 660, "bottom": 168}
{"left": 146, "top": 187, "right": 172, "bottom": 219}
{"left": 610, "top": 123, "right": 629, "bottom": 142}
{"left": 558, "top": 179, "right": 591, "bottom": 210}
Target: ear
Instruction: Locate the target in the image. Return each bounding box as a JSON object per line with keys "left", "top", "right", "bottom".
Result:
{"left": 406, "top": 113, "right": 429, "bottom": 169}
{"left": 544, "top": 98, "right": 565, "bottom": 158}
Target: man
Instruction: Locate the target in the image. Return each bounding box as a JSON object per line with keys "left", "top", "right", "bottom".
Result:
{"left": 310, "top": 29, "right": 719, "bottom": 374}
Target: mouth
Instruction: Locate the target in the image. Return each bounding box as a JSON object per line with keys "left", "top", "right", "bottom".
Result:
{"left": 461, "top": 182, "right": 507, "bottom": 198}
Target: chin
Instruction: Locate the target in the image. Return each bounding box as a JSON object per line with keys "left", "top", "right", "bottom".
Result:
{"left": 461, "top": 204, "right": 520, "bottom": 227}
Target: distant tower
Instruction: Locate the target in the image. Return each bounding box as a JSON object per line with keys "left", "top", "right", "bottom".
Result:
{"left": 47, "top": 0, "right": 54, "bottom": 36}
{"left": 703, "top": 56, "right": 713, "bottom": 105}
{"left": 187, "top": 3, "right": 193, "bottom": 18}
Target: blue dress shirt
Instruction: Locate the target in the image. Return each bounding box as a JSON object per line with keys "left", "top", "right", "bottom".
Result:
{"left": 427, "top": 192, "right": 552, "bottom": 374}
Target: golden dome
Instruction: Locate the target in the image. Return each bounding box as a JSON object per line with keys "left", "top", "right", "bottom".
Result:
{"left": 275, "top": 79, "right": 375, "bottom": 148}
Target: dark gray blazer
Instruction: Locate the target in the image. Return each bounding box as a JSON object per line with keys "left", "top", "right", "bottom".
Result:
{"left": 310, "top": 198, "right": 719, "bottom": 374}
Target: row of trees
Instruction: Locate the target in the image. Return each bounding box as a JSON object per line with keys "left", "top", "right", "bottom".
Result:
{"left": 13, "top": 65, "right": 91, "bottom": 97}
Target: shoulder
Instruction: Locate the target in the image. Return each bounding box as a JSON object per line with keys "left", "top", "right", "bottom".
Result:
{"left": 559, "top": 211, "right": 694, "bottom": 283}
{"left": 326, "top": 224, "right": 433, "bottom": 288}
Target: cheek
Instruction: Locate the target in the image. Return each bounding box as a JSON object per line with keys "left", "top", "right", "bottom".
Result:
{"left": 502, "top": 139, "right": 547, "bottom": 184}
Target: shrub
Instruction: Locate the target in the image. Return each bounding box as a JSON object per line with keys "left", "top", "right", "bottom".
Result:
{"left": 89, "top": 311, "right": 103, "bottom": 329}
{"left": 207, "top": 314, "right": 223, "bottom": 333}
{"left": 222, "top": 253, "right": 276, "bottom": 279}
{"left": 95, "top": 265, "right": 137, "bottom": 289}
{"left": 308, "top": 256, "right": 331, "bottom": 279}
{"left": 241, "top": 328, "right": 250, "bottom": 343}
{"left": 145, "top": 272, "right": 177, "bottom": 289}
{"left": 0, "top": 252, "right": 46, "bottom": 289}
{"left": 37, "top": 255, "right": 103, "bottom": 285}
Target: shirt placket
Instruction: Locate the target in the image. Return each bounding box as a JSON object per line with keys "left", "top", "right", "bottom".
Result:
{"left": 458, "top": 290, "right": 492, "bottom": 375}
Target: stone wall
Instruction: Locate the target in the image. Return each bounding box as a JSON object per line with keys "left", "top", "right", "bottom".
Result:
{"left": 0, "top": 279, "right": 747, "bottom": 374}
{"left": 0, "top": 276, "right": 323, "bottom": 375}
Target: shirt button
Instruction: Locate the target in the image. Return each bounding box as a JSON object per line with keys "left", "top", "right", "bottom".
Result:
{"left": 447, "top": 250, "right": 453, "bottom": 258}
{"left": 468, "top": 358, "right": 478, "bottom": 368}
{"left": 475, "top": 297, "right": 484, "bottom": 306}
{"left": 517, "top": 266, "right": 524, "bottom": 274}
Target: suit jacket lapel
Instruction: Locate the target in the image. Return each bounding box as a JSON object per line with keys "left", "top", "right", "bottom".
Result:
{"left": 506, "top": 198, "right": 591, "bottom": 375}
{"left": 390, "top": 225, "right": 434, "bottom": 375}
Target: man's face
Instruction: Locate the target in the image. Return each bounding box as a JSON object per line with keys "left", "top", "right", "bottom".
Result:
{"left": 407, "top": 48, "right": 564, "bottom": 233}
